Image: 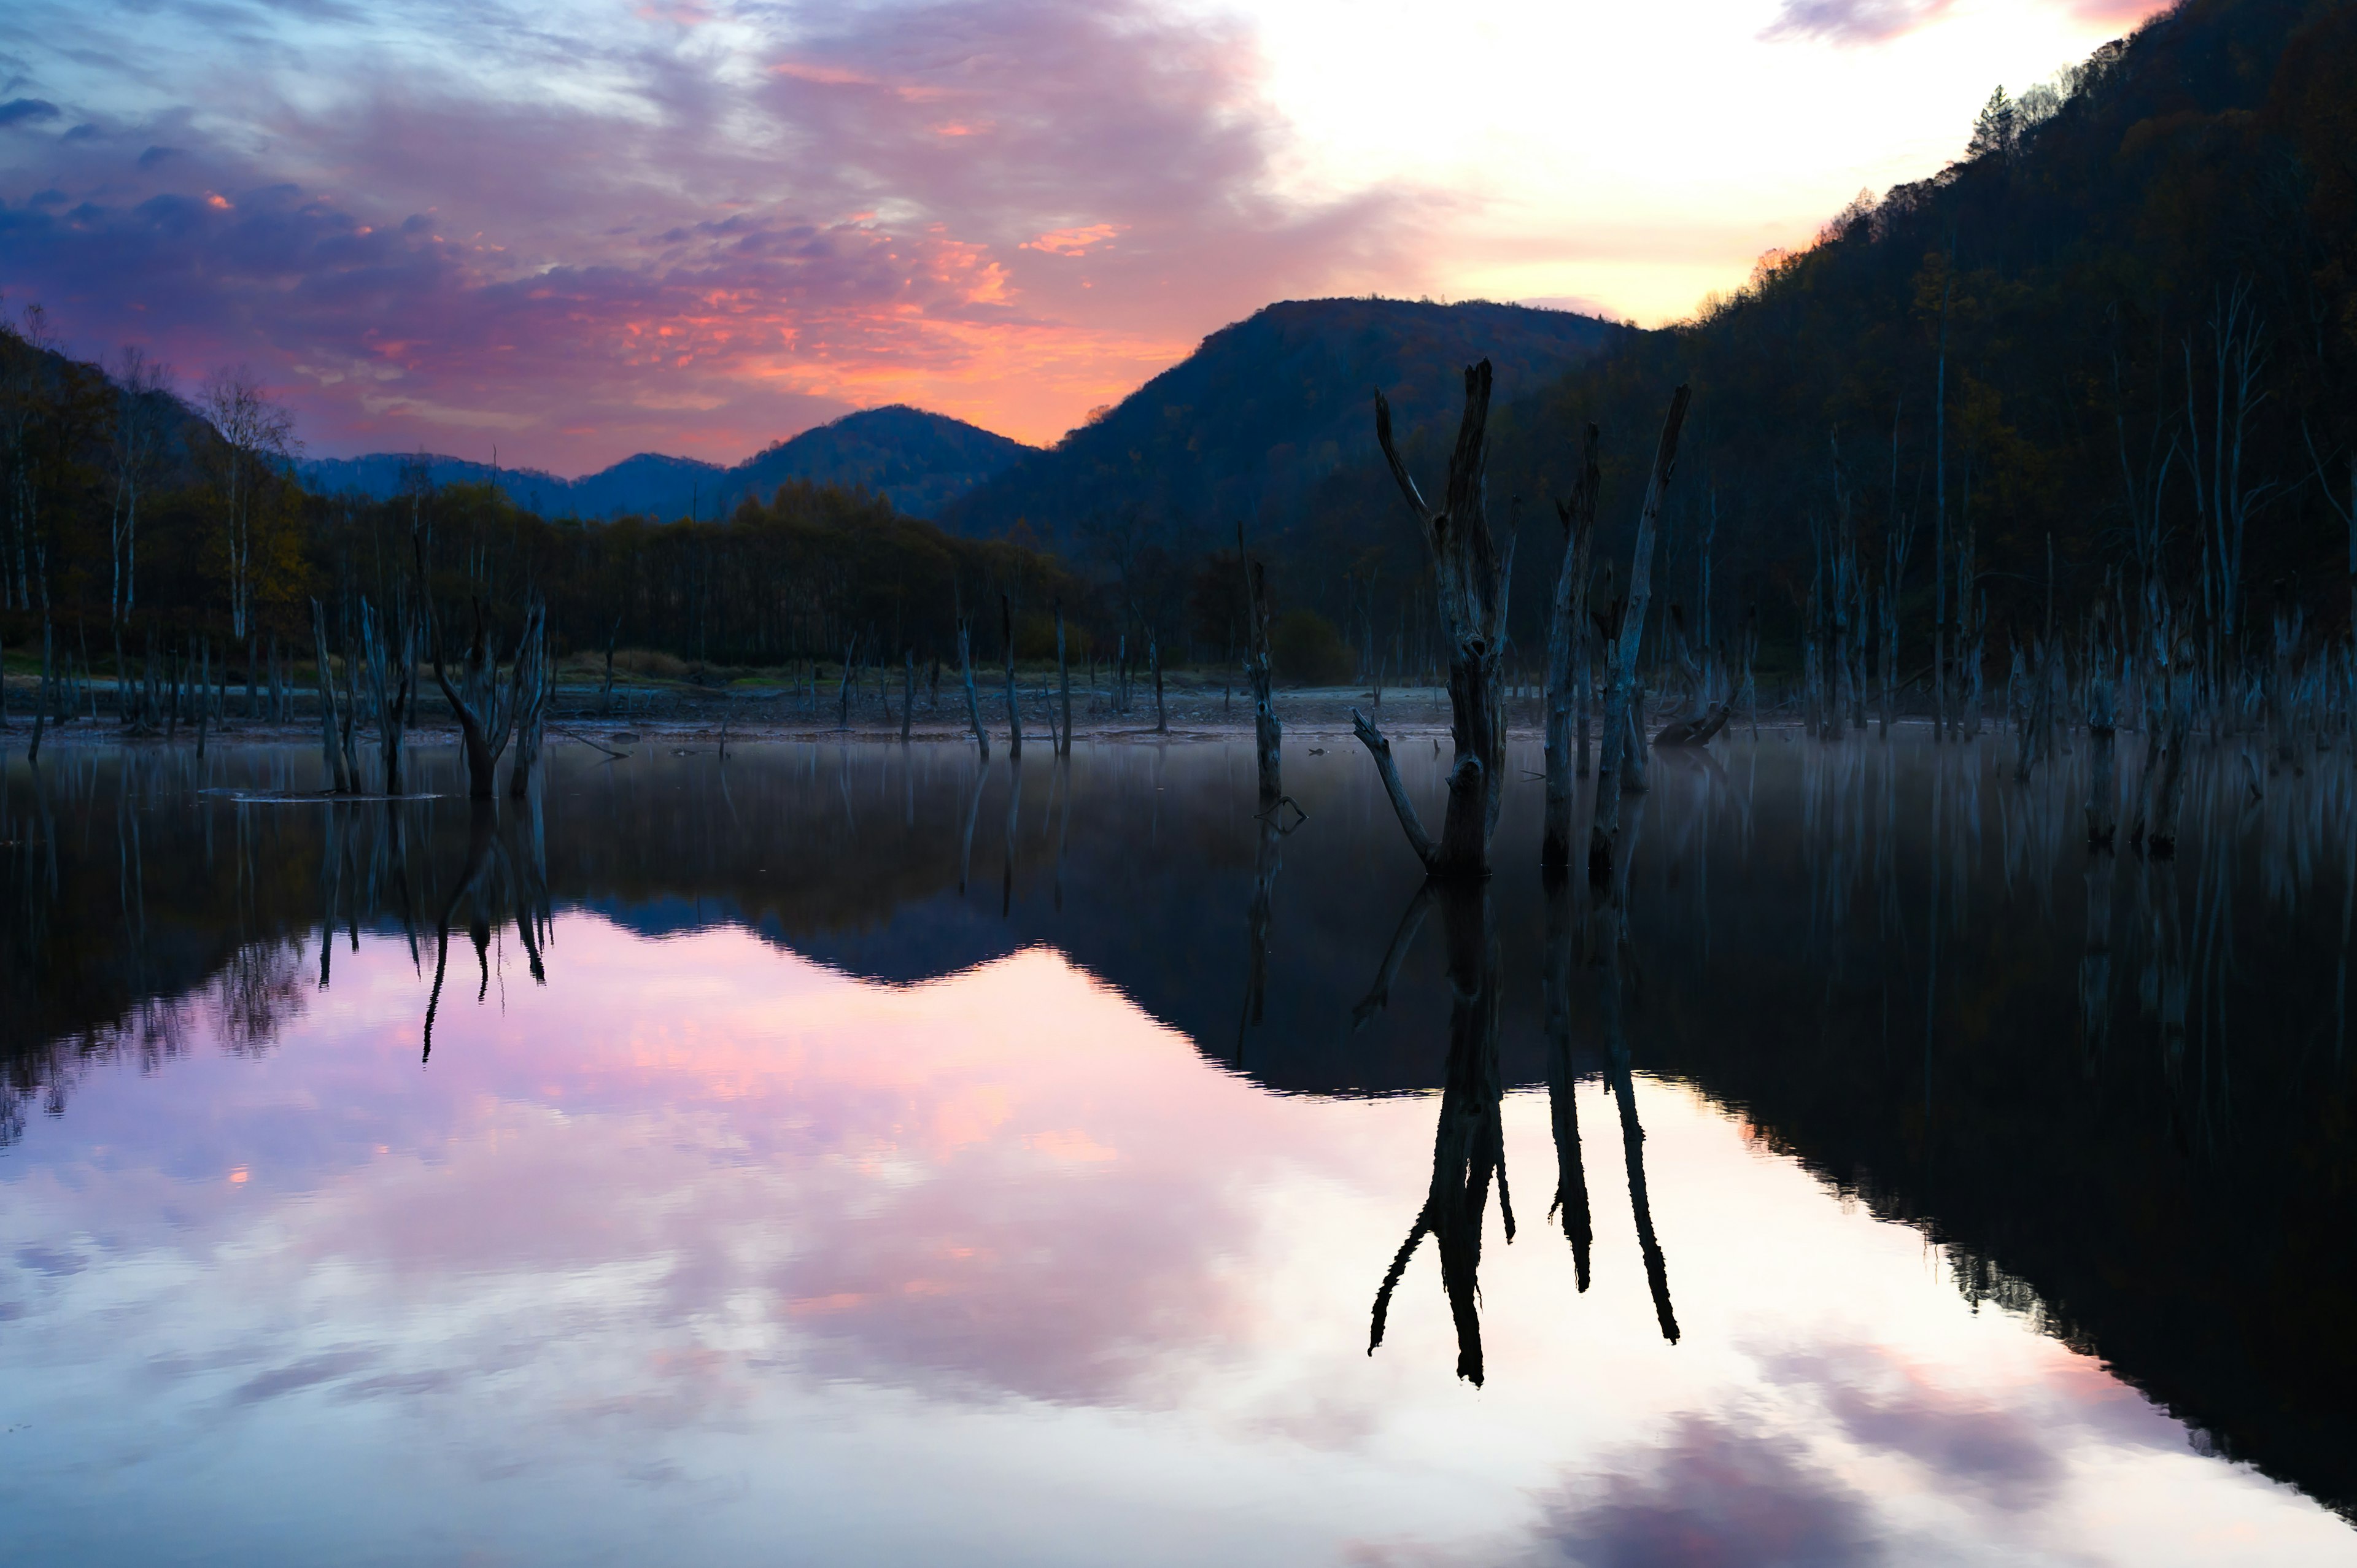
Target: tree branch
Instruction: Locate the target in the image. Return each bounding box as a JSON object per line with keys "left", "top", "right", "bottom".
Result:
{"left": 1351, "top": 706, "right": 1439, "bottom": 872}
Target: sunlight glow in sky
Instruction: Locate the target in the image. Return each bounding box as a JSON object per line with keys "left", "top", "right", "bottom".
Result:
{"left": 0, "top": 0, "right": 2166, "bottom": 470}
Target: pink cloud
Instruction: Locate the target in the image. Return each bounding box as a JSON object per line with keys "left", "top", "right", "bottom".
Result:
{"left": 0, "top": 0, "right": 1418, "bottom": 472}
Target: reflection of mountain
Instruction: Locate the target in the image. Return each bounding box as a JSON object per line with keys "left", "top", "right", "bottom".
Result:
{"left": 7, "top": 738, "right": 2356, "bottom": 1521}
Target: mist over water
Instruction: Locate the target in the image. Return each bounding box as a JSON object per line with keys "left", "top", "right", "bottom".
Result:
{"left": 2, "top": 734, "right": 2352, "bottom": 1565}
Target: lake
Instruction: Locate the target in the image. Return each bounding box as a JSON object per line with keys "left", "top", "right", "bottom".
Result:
{"left": 2, "top": 732, "right": 2352, "bottom": 1566}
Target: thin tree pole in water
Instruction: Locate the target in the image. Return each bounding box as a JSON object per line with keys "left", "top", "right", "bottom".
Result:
{"left": 1354, "top": 361, "right": 1515, "bottom": 881}
{"left": 1002, "top": 592, "right": 1022, "bottom": 757}
{"left": 958, "top": 609, "right": 989, "bottom": 760}
{"left": 1240, "top": 528, "right": 1281, "bottom": 804}
{"left": 901, "top": 650, "right": 915, "bottom": 743}
{"left": 1590, "top": 386, "right": 1692, "bottom": 882}
{"left": 312, "top": 599, "right": 352, "bottom": 794}
{"left": 1056, "top": 600, "right": 1071, "bottom": 755}
{"left": 1543, "top": 423, "right": 1600, "bottom": 873}
{"left": 1595, "top": 800, "right": 1678, "bottom": 1342}
{"left": 1151, "top": 631, "right": 1167, "bottom": 735}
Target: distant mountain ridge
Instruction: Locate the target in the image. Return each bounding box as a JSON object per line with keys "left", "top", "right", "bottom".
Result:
{"left": 300, "top": 405, "right": 1034, "bottom": 520}
{"left": 940, "top": 297, "right": 1630, "bottom": 548}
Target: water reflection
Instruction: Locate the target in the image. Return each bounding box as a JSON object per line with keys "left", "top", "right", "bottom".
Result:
{"left": 3, "top": 732, "right": 2356, "bottom": 1562}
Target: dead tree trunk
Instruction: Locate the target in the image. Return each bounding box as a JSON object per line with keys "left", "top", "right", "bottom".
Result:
{"left": 958, "top": 615, "right": 989, "bottom": 760}
{"left": 1543, "top": 423, "right": 1601, "bottom": 873}
{"left": 507, "top": 604, "right": 550, "bottom": 799}
{"left": 1151, "top": 633, "right": 1167, "bottom": 735}
{"left": 312, "top": 598, "right": 354, "bottom": 794}
{"left": 416, "top": 528, "right": 527, "bottom": 800}
{"left": 902, "top": 651, "right": 915, "bottom": 743}
{"left": 835, "top": 636, "right": 856, "bottom": 730}
{"left": 361, "top": 597, "right": 416, "bottom": 795}
{"left": 1241, "top": 536, "right": 1281, "bottom": 804}
{"left": 1353, "top": 360, "right": 1514, "bottom": 882}
{"left": 1589, "top": 386, "right": 1692, "bottom": 882}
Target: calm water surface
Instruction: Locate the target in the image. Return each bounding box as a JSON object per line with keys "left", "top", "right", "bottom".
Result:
{"left": 2, "top": 733, "right": 2353, "bottom": 1565}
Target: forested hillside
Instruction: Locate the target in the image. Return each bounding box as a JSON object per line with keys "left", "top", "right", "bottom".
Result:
{"left": 1423, "top": 0, "right": 2357, "bottom": 686}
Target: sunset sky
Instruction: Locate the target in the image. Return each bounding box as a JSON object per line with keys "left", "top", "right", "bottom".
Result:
{"left": 0, "top": 0, "right": 2164, "bottom": 473}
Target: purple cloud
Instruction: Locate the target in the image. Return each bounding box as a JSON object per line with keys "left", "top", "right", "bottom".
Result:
{"left": 1759, "top": 0, "right": 1954, "bottom": 45}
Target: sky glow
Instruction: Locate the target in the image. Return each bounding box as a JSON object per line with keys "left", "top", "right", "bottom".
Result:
{"left": 0, "top": 0, "right": 2168, "bottom": 471}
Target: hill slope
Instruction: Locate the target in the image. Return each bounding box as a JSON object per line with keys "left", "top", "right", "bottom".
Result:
{"left": 942, "top": 298, "right": 1628, "bottom": 549}
{"left": 300, "top": 406, "right": 1032, "bottom": 520}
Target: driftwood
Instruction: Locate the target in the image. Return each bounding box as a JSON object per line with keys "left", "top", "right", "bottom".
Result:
{"left": 1589, "top": 386, "right": 1692, "bottom": 882}
{"left": 1357, "top": 361, "right": 1512, "bottom": 881}
{"left": 1543, "top": 423, "right": 1601, "bottom": 871}
{"left": 1651, "top": 700, "right": 1731, "bottom": 749}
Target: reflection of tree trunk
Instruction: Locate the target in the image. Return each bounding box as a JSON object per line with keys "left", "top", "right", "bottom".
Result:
{"left": 423, "top": 802, "right": 496, "bottom": 1062}
{"left": 1542, "top": 875, "right": 1593, "bottom": 1291}
{"left": 1369, "top": 886, "right": 1511, "bottom": 1386}
{"left": 2080, "top": 847, "right": 2114, "bottom": 1075}
{"left": 1595, "top": 800, "right": 1678, "bottom": 1343}
{"left": 1350, "top": 882, "right": 1432, "bottom": 1033}
{"left": 1001, "top": 754, "right": 1024, "bottom": 918}
{"left": 958, "top": 760, "right": 986, "bottom": 897}
{"left": 385, "top": 801, "right": 420, "bottom": 971}
{"left": 1236, "top": 798, "right": 1282, "bottom": 1064}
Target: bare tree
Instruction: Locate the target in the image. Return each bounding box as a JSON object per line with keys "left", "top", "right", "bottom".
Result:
{"left": 107, "top": 347, "right": 171, "bottom": 641}
{"left": 199, "top": 366, "right": 298, "bottom": 641}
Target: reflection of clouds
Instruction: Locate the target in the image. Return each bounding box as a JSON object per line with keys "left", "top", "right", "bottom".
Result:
{"left": 1758, "top": 1346, "right": 2057, "bottom": 1511}
{"left": 1754, "top": 1340, "right": 2181, "bottom": 1510}
{"left": 1527, "top": 1413, "right": 1882, "bottom": 1567}
{"left": 9, "top": 925, "right": 1335, "bottom": 1419}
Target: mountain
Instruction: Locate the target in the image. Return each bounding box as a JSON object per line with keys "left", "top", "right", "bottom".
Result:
{"left": 940, "top": 297, "right": 1629, "bottom": 549}
{"left": 299, "top": 406, "right": 1032, "bottom": 520}
{"left": 731, "top": 405, "right": 1034, "bottom": 519}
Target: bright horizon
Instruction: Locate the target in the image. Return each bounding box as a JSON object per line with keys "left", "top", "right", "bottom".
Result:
{"left": 0, "top": 0, "right": 2165, "bottom": 476}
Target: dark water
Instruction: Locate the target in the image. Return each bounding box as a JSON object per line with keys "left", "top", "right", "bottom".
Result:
{"left": 2, "top": 732, "right": 2353, "bottom": 1566}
